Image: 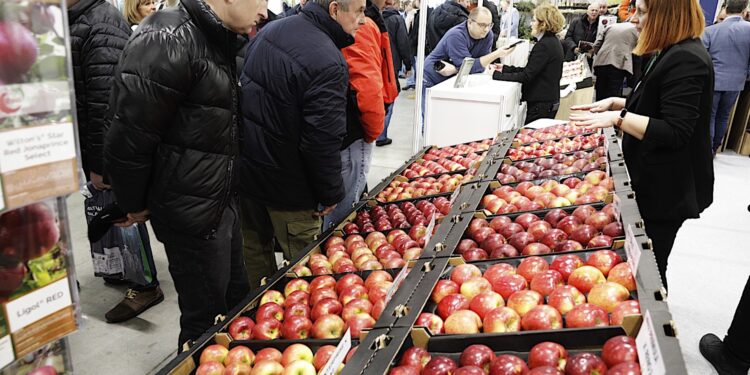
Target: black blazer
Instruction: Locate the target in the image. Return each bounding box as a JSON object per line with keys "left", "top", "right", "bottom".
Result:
{"left": 623, "top": 38, "right": 714, "bottom": 222}
{"left": 493, "top": 32, "right": 564, "bottom": 103}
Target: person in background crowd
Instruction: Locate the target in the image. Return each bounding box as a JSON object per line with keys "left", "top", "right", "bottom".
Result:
{"left": 493, "top": 4, "right": 565, "bottom": 123}
{"left": 618, "top": 0, "right": 635, "bottom": 21}
{"left": 324, "top": 0, "right": 398, "bottom": 227}
{"left": 700, "top": 276, "right": 750, "bottom": 375}
{"left": 105, "top": 0, "right": 266, "bottom": 348}
{"left": 570, "top": 0, "right": 714, "bottom": 290}
{"left": 597, "top": 0, "right": 611, "bottom": 16}
{"left": 123, "top": 0, "right": 156, "bottom": 27}
{"left": 427, "top": 0, "right": 470, "bottom": 52}
{"left": 702, "top": 0, "right": 750, "bottom": 154}
{"left": 240, "top": 0, "right": 365, "bottom": 288}
{"left": 68, "top": 0, "right": 164, "bottom": 324}
{"left": 564, "top": 3, "right": 599, "bottom": 59}
{"left": 406, "top": 0, "right": 430, "bottom": 90}
{"left": 424, "top": 8, "right": 513, "bottom": 93}
{"left": 280, "top": 0, "right": 305, "bottom": 17}
{"left": 499, "top": 0, "right": 519, "bottom": 38}
{"left": 591, "top": 21, "right": 639, "bottom": 100}
{"left": 380, "top": 0, "right": 412, "bottom": 146}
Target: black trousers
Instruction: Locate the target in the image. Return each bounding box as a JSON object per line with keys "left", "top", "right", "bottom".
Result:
{"left": 644, "top": 219, "right": 684, "bottom": 291}
{"left": 726, "top": 276, "right": 750, "bottom": 362}
{"left": 594, "top": 65, "right": 626, "bottom": 101}
{"left": 525, "top": 101, "right": 560, "bottom": 124}
{"left": 152, "top": 198, "right": 250, "bottom": 348}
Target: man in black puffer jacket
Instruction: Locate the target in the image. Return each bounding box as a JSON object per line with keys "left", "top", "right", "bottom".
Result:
{"left": 240, "top": 0, "right": 365, "bottom": 288}
{"left": 104, "top": 0, "right": 266, "bottom": 348}
{"left": 69, "top": 0, "right": 166, "bottom": 325}
{"left": 427, "top": 0, "right": 469, "bottom": 53}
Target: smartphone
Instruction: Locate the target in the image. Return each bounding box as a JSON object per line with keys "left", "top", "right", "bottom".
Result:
{"left": 434, "top": 61, "right": 445, "bottom": 72}
{"left": 505, "top": 40, "right": 524, "bottom": 49}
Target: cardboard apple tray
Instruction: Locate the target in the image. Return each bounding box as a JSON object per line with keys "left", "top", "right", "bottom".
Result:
{"left": 510, "top": 127, "right": 601, "bottom": 149}
{"left": 366, "top": 146, "right": 431, "bottom": 198}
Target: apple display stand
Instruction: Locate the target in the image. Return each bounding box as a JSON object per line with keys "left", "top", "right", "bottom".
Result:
{"left": 424, "top": 74, "right": 522, "bottom": 147}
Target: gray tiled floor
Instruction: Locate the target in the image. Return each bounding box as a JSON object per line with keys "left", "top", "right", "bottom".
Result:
{"left": 65, "top": 88, "right": 750, "bottom": 374}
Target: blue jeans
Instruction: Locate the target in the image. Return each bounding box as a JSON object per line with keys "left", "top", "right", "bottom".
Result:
{"left": 406, "top": 57, "right": 417, "bottom": 87}
{"left": 323, "top": 139, "right": 374, "bottom": 229}
{"left": 710, "top": 90, "right": 740, "bottom": 151}
{"left": 378, "top": 103, "right": 394, "bottom": 141}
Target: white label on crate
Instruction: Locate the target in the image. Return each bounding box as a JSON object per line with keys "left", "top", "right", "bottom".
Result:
{"left": 0, "top": 82, "right": 71, "bottom": 119}
{"left": 4, "top": 278, "right": 72, "bottom": 333}
{"left": 93, "top": 247, "right": 124, "bottom": 275}
{"left": 424, "top": 213, "right": 437, "bottom": 246}
{"left": 0, "top": 335, "right": 14, "bottom": 368}
{"left": 613, "top": 194, "right": 622, "bottom": 223}
{"left": 385, "top": 262, "right": 410, "bottom": 304}
{"left": 321, "top": 328, "right": 352, "bottom": 375}
{"left": 449, "top": 185, "right": 462, "bottom": 206}
{"left": 625, "top": 224, "right": 641, "bottom": 277}
{"left": 0, "top": 123, "right": 77, "bottom": 173}
{"left": 636, "top": 311, "right": 667, "bottom": 375}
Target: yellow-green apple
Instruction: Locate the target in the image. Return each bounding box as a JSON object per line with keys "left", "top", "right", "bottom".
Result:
{"left": 260, "top": 290, "right": 285, "bottom": 306}
{"left": 483, "top": 306, "right": 521, "bottom": 333}
{"left": 436, "top": 294, "right": 471, "bottom": 320}
{"left": 567, "top": 266, "right": 606, "bottom": 294}
{"left": 460, "top": 277, "right": 493, "bottom": 299}
{"left": 607, "top": 263, "right": 636, "bottom": 291}
{"left": 311, "top": 314, "right": 345, "bottom": 339}
{"left": 547, "top": 285, "right": 586, "bottom": 315}
{"left": 469, "top": 290, "right": 505, "bottom": 319}
{"left": 292, "top": 266, "right": 312, "bottom": 276}
{"left": 507, "top": 290, "right": 544, "bottom": 317}
{"left": 588, "top": 282, "right": 630, "bottom": 312}
{"left": 520, "top": 305, "right": 563, "bottom": 331}
{"left": 226, "top": 346, "right": 255, "bottom": 366}
{"left": 585, "top": 250, "right": 623, "bottom": 276}
{"left": 249, "top": 360, "right": 284, "bottom": 375}
{"left": 281, "top": 344, "right": 314, "bottom": 366}
{"left": 528, "top": 342, "right": 568, "bottom": 371}
{"left": 416, "top": 312, "right": 444, "bottom": 334}
{"left": 444, "top": 310, "right": 482, "bottom": 334}
{"left": 228, "top": 317, "right": 255, "bottom": 340}
{"left": 200, "top": 344, "right": 229, "bottom": 364}
{"left": 565, "top": 303, "right": 609, "bottom": 328}
{"left": 610, "top": 300, "right": 640, "bottom": 325}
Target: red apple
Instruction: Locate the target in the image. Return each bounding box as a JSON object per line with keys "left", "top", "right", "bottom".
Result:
{"left": 400, "top": 346, "right": 432, "bottom": 369}
{"left": 281, "top": 316, "right": 313, "bottom": 339}
{"left": 523, "top": 243, "right": 553, "bottom": 256}
{"left": 544, "top": 209, "right": 569, "bottom": 227}
{"left": 528, "top": 342, "right": 568, "bottom": 371}
{"left": 526, "top": 366, "right": 564, "bottom": 374}
{"left": 587, "top": 235, "right": 614, "bottom": 249}
{"left": 311, "top": 314, "right": 346, "bottom": 339}
{"left": 423, "top": 356, "right": 458, "bottom": 375}
{"left": 564, "top": 353, "right": 608, "bottom": 375}
{"left": 610, "top": 300, "right": 641, "bottom": 325}
{"left": 450, "top": 264, "right": 483, "bottom": 286}
{"left": 607, "top": 263, "right": 636, "bottom": 291}
{"left": 483, "top": 263, "right": 516, "bottom": 285}
{"left": 260, "top": 290, "right": 285, "bottom": 307}
{"left": 568, "top": 266, "right": 606, "bottom": 294}
{"left": 481, "top": 234, "right": 508, "bottom": 254}
{"left": 336, "top": 274, "right": 364, "bottom": 294}
{"left": 226, "top": 346, "right": 255, "bottom": 366}
{"left": 603, "top": 222, "right": 624, "bottom": 237}
{"left": 570, "top": 225, "right": 598, "bottom": 246}
{"left": 550, "top": 254, "right": 584, "bottom": 281}
{"left": 541, "top": 229, "right": 568, "bottom": 249}
{"left": 508, "top": 232, "right": 536, "bottom": 252}
{"left": 228, "top": 317, "right": 255, "bottom": 340}
{"left": 460, "top": 344, "right": 496, "bottom": 371}
{"left": 530, "top": 270, "right": 563, "bottom": 297}
{"left": 460, "top": 277, "right": 493, "bottom": 299}
{"left": 342, "top": 298, "right": 374, "bottom": 321}
{"left": 586, "top": 250, "right": 623, "bottom": 276}
{"left": 521, "top": 305, "right": 563, "bottom": 331}
{"left": 565, "top": 303, "right": 609, "bottom": 328}
{"left": 489, "top": 355, "right": 529, "bottom": 375}
{"left": 483, "top": 306, "right": 521, "bottom": 333}
{"left": 556, "top": 216, "right": 582, "bottom": 236}
{"left": 507, "top": 290, "right": 544, "bottom": 316}
{"left": 585, "top": 212, "right": 613, "bottom": 231}
{"left": 432, "top": 279, "right": 460, "bottom": 303}
{"left": 311, "top": 298, "right": 343, "bottom": 321}
{"left": 252, "top": 318, "right": 282, "bottom": 340}
{"left": 457, "top": 239, "right": 479, "bottom": 254}
{"left": 515, "top": 213, "right": 541, "bottom": 230}
{"left": 223, "top": 362, "right": 251, "bottom": 375}
{"left": 572, "top": 205, "right": 597, "bottom": 222}
{"left": 602, "top": 336, "right": 639, "bottom": 368}
{"left": 489, "top": 216, "right": 512, "bottom": 232}
{"left": 444, "top": 309, "right": 483, "bottom": 334}
{"left": 250, "top": 360, "right": 283, "bottom": 375}
{"left": 310, "top": 276, "right": 337, "bottom": 292}
{"left": 469, "top": 290, "right": 505, "bottom": 319}
{"left": 256, "top": 302, "right": 284, "bottom": 322}
{"left": 389, "top": 366, "right": 420, "bottom": 375}
{"left": 436, "top": 294, "right": 471, "bottom": 320}
{"left": 200, "top": 344, "right": 229, "bottom": 364}
{"left": 528, "top": 221, "right": 553, "bottom": 241}
{"left": 346, "top": 313, "right": 376, "bottom": 338}
{"left": 284, "top": 303, "right": 311, "bottom": 320}
{"left": 492, "top": 274, "right": 528, "bottom": 300}
{"left": 473, "top": 227, "right": 497, "bottom": 244}
{"left": 339, "top": 284, "right": 368, "bottom": 306}
{"left": 490, "top": 244, "right": 520, "bottom": 259}
{"left": 606, "top": 362, "right": 641, "bottom": 375}
{"left": 464, "top": 248, "right": 490, "bottom": 261}
{"left": 517, "top": 256, "right": 550, "bottom": 283}
{"left": 547, "top": 285, "right": 586, "bottom": 315}
{"left": 416, "top": 312, "right": 445, "bottom": 334}
{"left": 313, "top": 345, "right": 337, "bottom": 370}
{"left": 588, "top": 282, "right": 630, "bottom": 313}
{"left": 284, "top": 279, "right": 310, "bottom": 297}
{"left": 284, "top": 290, "right": 310, "bottom": 308}
{"left": 281, "top": 343, "right": 314, "bottom": 366}
{"left": 196, "top": 362, "right": 224, "bottom": 375}
{"left": 454, "top": 366, "right": 486, "bottom": 375}
{"left": 499, "top": 223, "right": 525, "bottom": 240}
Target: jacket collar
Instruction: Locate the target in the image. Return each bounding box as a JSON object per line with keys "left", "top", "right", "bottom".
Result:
{"left": 445, "top": 1, "right": 469, "bottom": 15}
{"left": 301, "top": 2, "right": 355, "bottom": 49}
{"left": 180, "top": 0, "right": 238, "bottom": 53}
{"left": 365, "top": 0, "right": 387, "bottom": 33}
{"left": 68, "top": 0, "right": 103, "bottom": 23}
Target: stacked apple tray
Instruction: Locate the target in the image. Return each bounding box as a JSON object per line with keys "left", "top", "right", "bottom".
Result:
{"left": 157, "top": 127, "right": 688, "bottom": 375}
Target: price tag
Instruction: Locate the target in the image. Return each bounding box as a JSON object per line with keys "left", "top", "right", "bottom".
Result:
{"left": 612, "top": 194, "right": 622, "bottom": 222}
{"left": 385, "top": 262, "right": 410, "bottom": 304}
{"left": 449, "top": 185, "right": 462, "bottom": 206}
{"left": 321, "top": 328, "right": 352, "bottom": 375}
{"left": 625, "top": 224, "right": 641, "bottom": 277}
{"left": 636, "top": 311, "right": 667, "bottom": 375}
{"left": 424, "top": 213, "right": 437, "bottom": 246}
{"left": 0, "top": 335, "right": 14, "bottom": 368}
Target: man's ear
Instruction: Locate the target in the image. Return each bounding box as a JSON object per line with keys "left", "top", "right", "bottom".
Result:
{"left": 329, "top": 1, "right": 338, "bottom": 17}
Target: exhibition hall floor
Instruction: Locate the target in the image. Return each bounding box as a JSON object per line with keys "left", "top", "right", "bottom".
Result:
{"left": 65, "top": 90, "right": 750, "bottom": 374}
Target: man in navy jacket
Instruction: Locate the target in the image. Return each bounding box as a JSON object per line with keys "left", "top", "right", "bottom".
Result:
{"left": 702, "top": 0, "right": 750, "bottom": 153}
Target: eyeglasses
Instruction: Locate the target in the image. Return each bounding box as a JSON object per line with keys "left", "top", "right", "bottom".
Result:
{"left": 470, "top": 19, "right": 493, "bottom": 29}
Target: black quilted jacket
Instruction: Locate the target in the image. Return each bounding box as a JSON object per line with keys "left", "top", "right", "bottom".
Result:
{"left": 105, "top": 0, "right": 241, "bottom": 238}
{"left": 68, "top": 0, "right": 131, "bottom": 176}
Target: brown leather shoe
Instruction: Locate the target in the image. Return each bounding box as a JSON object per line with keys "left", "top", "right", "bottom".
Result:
{"left": 105, "top": 287, "right": 164, "bottom": 323}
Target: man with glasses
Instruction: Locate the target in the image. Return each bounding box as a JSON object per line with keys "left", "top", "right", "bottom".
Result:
{"left": 423, "top": 7, "right": 514, "bottom": 90}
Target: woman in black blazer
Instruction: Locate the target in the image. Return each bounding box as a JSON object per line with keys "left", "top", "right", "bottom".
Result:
{"left": 570, "top": 0, "right": 714, "bottom": 290}
{"left": 493, "top": 4, "right": 565, "bottom": 124}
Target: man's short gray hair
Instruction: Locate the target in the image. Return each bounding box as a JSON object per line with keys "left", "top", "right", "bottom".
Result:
{"left": 726, "top": 0, "right": 749, "bottom": 14}
{"left": 470, "top": 6, "right": 491, "bottom": 19}
{"left": 312, "top": 0, "right": 354, "bottom": 10}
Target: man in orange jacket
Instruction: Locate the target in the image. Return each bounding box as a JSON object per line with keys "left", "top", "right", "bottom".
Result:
{"left": 323, "top": 0, "right": 398, "bottom": 229}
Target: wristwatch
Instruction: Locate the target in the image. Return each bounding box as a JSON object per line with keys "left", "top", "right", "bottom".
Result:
{"left": 615, "top": 108, "right": 628, "bottom": 128}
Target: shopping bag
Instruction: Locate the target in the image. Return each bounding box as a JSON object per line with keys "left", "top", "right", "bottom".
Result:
{"left": 82, "top": 183, "right": 153, "bottom": 286}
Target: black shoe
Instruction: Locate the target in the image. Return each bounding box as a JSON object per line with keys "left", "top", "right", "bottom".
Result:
{"left": 103, "top": 276, "right": 130, "bottom": 286}
{"left": 403, "top": 84, "right": 415, "bottom": 90}
{"left": 376, "top": 138, "right": 393, "bottom": 147}
{"left": 699, "top": 333, "right": 750, "bottom": 375}
{"left": 105, "top": 287, "right": 164, "bottom": 323}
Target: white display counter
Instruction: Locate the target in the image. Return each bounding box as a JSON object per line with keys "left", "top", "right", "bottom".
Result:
{"left": 424, "top": 74, "right": 522, "bottom": 147}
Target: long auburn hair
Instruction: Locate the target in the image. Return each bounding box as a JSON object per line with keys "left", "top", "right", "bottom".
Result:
{"left": 633, "top": 0, "right": 705, "bottom": 55}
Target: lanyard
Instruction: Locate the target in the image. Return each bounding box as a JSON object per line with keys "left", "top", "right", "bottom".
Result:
{"left": 633, "top": 52, "right": 661, "bottom": 94}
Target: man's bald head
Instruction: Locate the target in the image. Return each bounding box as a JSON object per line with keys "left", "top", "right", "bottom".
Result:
{"left": 470, "top": 6, "right": 492, "bottom": 22}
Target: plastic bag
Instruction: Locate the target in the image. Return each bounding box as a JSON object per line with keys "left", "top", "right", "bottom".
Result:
{"left": 82, "top": 183, "right": 153, "bottom": 286}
